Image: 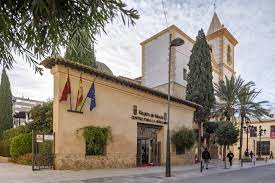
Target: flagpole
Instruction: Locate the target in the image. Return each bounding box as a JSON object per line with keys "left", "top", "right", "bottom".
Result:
{"left": 68, "top": 69, "right": 72, "bottom": 110}
{"left": 75, "top": 72, "right": 83, "bottom": 111}
{"left": 79, "top": 77, "right": 96, "bottom": 112}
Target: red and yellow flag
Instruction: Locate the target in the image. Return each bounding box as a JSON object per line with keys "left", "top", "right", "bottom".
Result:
{"left": 76, "top": 75, "right": 84, "bottom": 109}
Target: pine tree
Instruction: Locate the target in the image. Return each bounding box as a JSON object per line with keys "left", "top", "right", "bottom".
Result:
{"left": 0, "top": 68, "right": 13, "bottom": 134}
{"left": 186, "top": 29, "right": 215, "bottom": 122}
{"left": 64, "top": 29, "right": 97, "bottom": 67}
{"left": 186, "top": 29, "right": 215, "bottom": 160}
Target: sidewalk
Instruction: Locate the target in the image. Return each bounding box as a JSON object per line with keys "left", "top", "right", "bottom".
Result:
{"left": 0, "top": 159, "right": 274, "bottom": 183}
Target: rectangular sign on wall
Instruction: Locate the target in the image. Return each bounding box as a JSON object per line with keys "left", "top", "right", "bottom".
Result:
{"left": 36, "top": 134, "right": 44, "bottom": 143}
{"left": 44, "top": 135, "right": 54, "bottom": 141}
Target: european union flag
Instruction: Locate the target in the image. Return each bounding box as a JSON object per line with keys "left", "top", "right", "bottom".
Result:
{"left": 87, "top": 82, "right": 96, "bottom": 111}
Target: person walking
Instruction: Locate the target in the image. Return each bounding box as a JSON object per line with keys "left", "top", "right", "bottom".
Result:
{"left": 250, "top": 151, "right": 254, "bottom": 159}
{"left": 202, "top": 148, "right": 211, "bottom": 169}
{"left": 244, "top": 149, "right": 249, "bottom": 157}
{"left": 252, "top": 153, "right": 256, "bottom": 166}
{"left": 270, "top": 151, "right": 273, "bottom": 159}
{"left": 227, "top": 151, "right": 234, "bottom": 166}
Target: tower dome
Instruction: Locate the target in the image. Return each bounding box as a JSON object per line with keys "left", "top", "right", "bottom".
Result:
{"left": 95, "top": 61, "right": 113, "bottom": 75}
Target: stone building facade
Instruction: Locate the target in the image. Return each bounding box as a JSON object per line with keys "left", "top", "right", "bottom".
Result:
{"left": 233, "top": 119, "right": 275, "bottom": 159}
{"left": 42, "top": 58, "right": 200, "bottom": 170}
{"left": 12, "top": 96, "right": 43, "bottom": 127}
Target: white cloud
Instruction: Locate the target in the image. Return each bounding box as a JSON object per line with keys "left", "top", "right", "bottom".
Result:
{"left": 1, "top": 0, "right": 275, "bottom": 104}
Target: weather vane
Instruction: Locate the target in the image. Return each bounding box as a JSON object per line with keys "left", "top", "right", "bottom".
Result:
{"left": 214, "top": 0, "right": 217, "bottom": 12}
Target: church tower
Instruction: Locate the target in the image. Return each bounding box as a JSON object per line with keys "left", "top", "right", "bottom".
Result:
{"left": 140, "top": 13, "right": 238, "bottom": 100}
{"left": 207, "top": 12, "right": 238, "bottom": 84}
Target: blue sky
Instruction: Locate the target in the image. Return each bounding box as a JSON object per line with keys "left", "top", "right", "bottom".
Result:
{"left": 1, "top": 0, "right": 275, "bottom": 105}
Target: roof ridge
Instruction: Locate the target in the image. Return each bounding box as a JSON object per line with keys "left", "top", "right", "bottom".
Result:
{"left": 41, "top": 57, "right": 202, "bottom": 109}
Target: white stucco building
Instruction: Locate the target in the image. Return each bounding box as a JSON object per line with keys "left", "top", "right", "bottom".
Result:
{"left": 12, "top": 96, "right": 43, "bottom": 127}
{"left": 139, "top": 13, "right": 238, "bottom": 99}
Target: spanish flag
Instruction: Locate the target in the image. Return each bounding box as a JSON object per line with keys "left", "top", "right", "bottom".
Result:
{"left": 76, "top": 74, "right": 84, "bottom": 109}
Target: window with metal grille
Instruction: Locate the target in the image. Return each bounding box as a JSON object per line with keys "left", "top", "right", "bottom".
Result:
{"left": 175, "top": 145, "right": 185, "bottom": 155}
{"left": 271, "top": 126, "right": 275, "bottom": 138}
{"left": 250, "top": 126, "right": 257, "bottom": 137}
{"left": 257, "top": 141, "right": 270, "bottom": 155}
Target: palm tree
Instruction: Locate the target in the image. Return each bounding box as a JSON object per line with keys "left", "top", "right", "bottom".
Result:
{"left": 214, "top": 76, "right": 254, "bottom": 121}
{"left": 237, "top": 87, "right": 270, "bottom": 160}
{"left": 214, "top": 75, "right": 254, "bottom": 161}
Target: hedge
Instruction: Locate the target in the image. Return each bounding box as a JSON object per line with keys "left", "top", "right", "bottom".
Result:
{"left": 0, "top": 140, "right": 10, "bottom": 157}
{"left": 11, "top": 153, "right": 32, "bottom": 165}
{"left": 0, "top": 126, "right": 31, "bottom": 157}
{"left": 1, "top": 125, "right": 30, "bottom": 141}
{"left": 10, "top": 133, "right": 32, "bottom": 158}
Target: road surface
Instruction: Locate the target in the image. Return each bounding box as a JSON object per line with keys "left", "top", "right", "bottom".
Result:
{"left": 82, "top": 164, "right": 275, "bottom": 183}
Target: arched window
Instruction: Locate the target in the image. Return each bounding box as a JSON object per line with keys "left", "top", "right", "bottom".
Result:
{"left": 227, "top": 45, "right": 232, "bottom": 65}
{"left": 183, "top": 68, "right": 187, "bottom": 81}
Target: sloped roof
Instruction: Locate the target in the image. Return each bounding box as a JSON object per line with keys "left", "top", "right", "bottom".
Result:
{"left": 41, "top": 57, "right": 202, "bottom": 110}
{"left": 140, "top": 25, "right": 195, "bottom": 45}
{"left": 207, "top": 12, "right": 223, "bottom": 35}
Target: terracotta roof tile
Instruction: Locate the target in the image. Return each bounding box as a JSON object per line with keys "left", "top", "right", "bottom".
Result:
{"left": 41, "top": 57, "right": 202, "bottom": 110}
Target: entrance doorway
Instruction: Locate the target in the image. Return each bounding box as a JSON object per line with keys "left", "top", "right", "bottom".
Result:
{"left": 136, "top": 124, "right": 161, "bottom": 166}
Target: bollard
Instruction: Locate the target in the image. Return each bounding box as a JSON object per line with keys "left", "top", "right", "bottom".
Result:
{"left": 200, "top": 160, "right": 203, "bottom": 173}
{"left": 265, "top": 157, "right": 267, "bottom": 163}
{"left": 241, "top": 159, "right": 243, "bottom": 167}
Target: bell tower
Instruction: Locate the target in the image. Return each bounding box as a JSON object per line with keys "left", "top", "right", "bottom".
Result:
{"left": 207, "top": 13, "right": 238, "bottom": 84}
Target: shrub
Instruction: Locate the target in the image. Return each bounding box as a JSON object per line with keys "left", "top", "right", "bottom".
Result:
{"left": 12, "top": 153, "right": 32, "bottom": 165}
{"left": 81, "top": 126, "right": 111, "bottom": 156}
{"left": 10, "top": 133, "right": 32, "bottom": 158}
{"left": 0, "top": 126, "right": 31, "bottom": 157}
{"left": 0, "top": 140, "right": 10, "bottom": 157}
{"left": 171, "top": 126, "right": 196, "bottom": 154}
{"left": 1, "top": 125, "right": 30, "bottom": 141}
{"left": 28, "top": 101, "right": 53, "bottom": 133}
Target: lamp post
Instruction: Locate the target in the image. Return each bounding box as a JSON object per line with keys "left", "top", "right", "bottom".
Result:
{"left": 242, "top": 121, "right": 256, "bottom": 152}
{"left": 257, "top": 125, "right": 266, "bottom": 158}
{"left": 166, "top": 34, "right": 185, "bottom": 177}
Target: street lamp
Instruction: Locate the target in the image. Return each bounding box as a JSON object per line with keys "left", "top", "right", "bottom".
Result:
{"left": 166, "top": 34, "right": 185, "bottom": 177}
{"left": 242, "top": 121, "right": 256, "bottom": 156}
{"left": 257, "top": 125, "right": 266, "bottom": 158}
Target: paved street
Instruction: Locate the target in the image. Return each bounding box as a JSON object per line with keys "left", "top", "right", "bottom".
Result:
{"left": 181, "top": 164, "right": 275, "bottom": 183}
{"left": 0, "top": 160, "right": 274, "bottom": 182}
{"left": 81, "top": 164, "right": 275, "bottom": 183}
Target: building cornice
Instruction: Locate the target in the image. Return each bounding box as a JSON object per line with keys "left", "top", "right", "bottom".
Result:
{"left": 41, "top": 57, "right": 202, "bottom": 110}
{"left": 140, "top": 25, "right": 195, "bottom": 46}
{"left": 207, "top": 28, "right": 238, "bottom": 46}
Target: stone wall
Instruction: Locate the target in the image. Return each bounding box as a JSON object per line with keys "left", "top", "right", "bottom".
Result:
{"left": 55, "top": 153, "right": 136, "bottom": 170}
{"left": 171, "top": 151, "right": 195, "bottom": 165}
